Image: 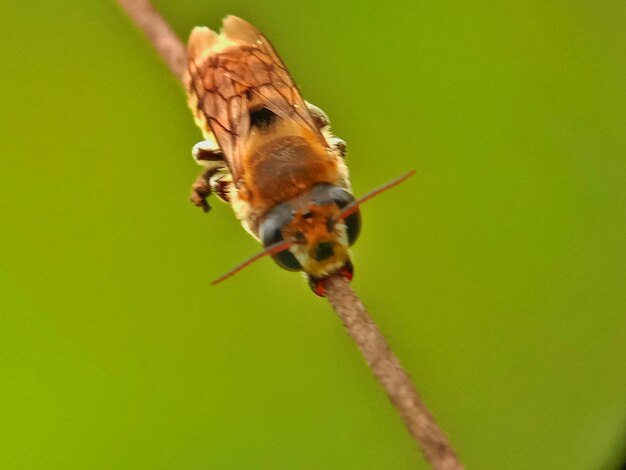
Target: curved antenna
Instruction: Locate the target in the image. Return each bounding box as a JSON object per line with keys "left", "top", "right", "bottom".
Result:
{"left": 212, "top": 240, "right": 292, "bottom": 285}
{"left": 335, "top": 170, "right": 416, "bottom": 222}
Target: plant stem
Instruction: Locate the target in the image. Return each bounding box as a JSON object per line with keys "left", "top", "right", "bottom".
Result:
{"left": 325, "top": 276, "right": 463, "bottom": 470}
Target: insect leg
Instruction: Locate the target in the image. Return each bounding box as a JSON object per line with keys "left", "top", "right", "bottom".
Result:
{"left": 190, "top": 140, "right": 226, "bottom": 213}
{"left": 192, "top": 139, "right": 223, "bottom": 164}
{"left": 209, "top": 172, "right": 232, "bottom": 203}
{"left": 190, "top": 167, "right": 220, "bottom": 212}
{"left": 328, "top": 137, "right": 347, "bottom": 158}
{"left": 305, "top": 101, "right": 329, "bottom": 129}
{"left": 305, "top": 102, "right": 347, "bottom": 158}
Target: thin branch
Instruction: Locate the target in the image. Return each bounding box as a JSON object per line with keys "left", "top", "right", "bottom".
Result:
{"left": 325, "top": 276, "right": 463, "bottom": 470}
{"left": 117, "top": 1, "right": 464, "bottom": 468}
{"left": 117, "top": 0, "right": 186, "bottom": 80}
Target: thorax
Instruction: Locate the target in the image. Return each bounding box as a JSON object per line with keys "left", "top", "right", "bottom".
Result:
{"left": 231, "top": 121, "right": 347, "bottom": 237}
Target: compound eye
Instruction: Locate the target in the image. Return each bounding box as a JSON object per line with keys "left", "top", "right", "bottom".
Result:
{"left": 272, "top": 250, "right": 302, "bottom": 271}
{"left": 260, "top": 203, "right": 292, "bottom": 247}
{"left": 260, "top": 221, "right": 302, "bottom": 271}
{"left": 328, "top": 187, "right": 354, "bottom": 208}
{"left": 260, "top": 218, "right": 283, "bottom": 247}
{"left": 344, "top": 210, "right": 361, "bottom": 245}
{"left": 259, "top": 205, "right": 302, "bottom": 271}
{"left": 325, "top": 187, "right": 360, "bottom": 245}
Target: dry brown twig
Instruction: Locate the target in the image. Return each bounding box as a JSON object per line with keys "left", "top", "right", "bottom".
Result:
{"left": 325, "top": 277, "right": 463, "bottom": 469}
{"left": 117, "top": 1, "right": 464, "bottom": 468}
{"left": 118, "top": 0, "right": 186, "bottom": 80}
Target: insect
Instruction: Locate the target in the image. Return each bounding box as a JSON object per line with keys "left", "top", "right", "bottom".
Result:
{"left": 184, "top": 16, "right": 413, "bottom": 296}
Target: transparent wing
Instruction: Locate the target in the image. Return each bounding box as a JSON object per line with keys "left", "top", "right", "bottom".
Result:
{"left": 184, "top": 16, "right": 325, "bottom": 181}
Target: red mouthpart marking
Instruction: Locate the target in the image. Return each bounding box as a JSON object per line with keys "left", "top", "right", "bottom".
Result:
{"left": 311, "top": 279, "right": 326, "bottom": 297}
{"left": 309, "top": 261, "right": 354, "bottom": 297}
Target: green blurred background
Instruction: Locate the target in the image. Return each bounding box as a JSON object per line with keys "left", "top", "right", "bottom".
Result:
{"left": 1, "top": 1, "right": 625, "bottom": 468}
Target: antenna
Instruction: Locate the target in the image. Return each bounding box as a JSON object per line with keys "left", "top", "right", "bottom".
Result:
{"left": 335, "top": 170, "right": 415, "bottom": 222}
{"left": 211, "top": 240, "right": 292, "bottom": 285}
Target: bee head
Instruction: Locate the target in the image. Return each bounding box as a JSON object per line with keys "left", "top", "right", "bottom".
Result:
{"left": 259, "top": 184, "right": 361, "bottom": 277}
{"left": 210, "top": 170, "right": 414, "bottom": 296}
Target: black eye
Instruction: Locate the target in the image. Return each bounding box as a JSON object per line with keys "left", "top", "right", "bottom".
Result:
{"left": 327, "top": 187, "right": 354, "bottom": 208}
{"left": 260, "top": 217, "right": 283, "bottom": 247}
{"left": 259, "top": 204, "right": 302, "bottom": 271}
{"left": 309, "top": 184, "right": 354, "bottom": 207}
{"left": 260, "top": 203, "right": 292, "bottom": 246}
{"left": 344, "top": 210, "right": 361, "bottom": 245}
{"left": 324, "top": 187, "right": 360, "bottom": 245}
{"left": 272, "top": 250, "right": 302, "bottom": 271}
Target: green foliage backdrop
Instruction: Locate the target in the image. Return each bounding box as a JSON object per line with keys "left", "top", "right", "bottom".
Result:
{"left": 1, "top": 1, "right": 625, "bottom": 468}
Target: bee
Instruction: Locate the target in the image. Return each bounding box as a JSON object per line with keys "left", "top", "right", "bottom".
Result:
{"left": 184, "top": 16, "right": 413, "bottom": 296}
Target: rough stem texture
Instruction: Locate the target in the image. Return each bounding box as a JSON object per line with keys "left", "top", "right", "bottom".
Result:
{"left": 117, "top": 1, "right": 464, "bottom": 468}
{"left": 325, "top": 276, "right": 463, "bottom": 470}
{"left": 117, "top": 0, "right": 186, "bottom": 80}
